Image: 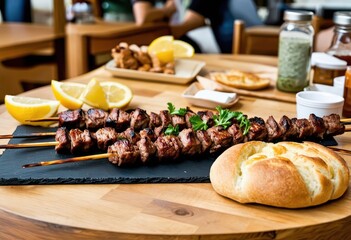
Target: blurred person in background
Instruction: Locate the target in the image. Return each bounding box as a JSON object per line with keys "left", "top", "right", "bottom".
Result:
{"left": 131, "top": 0, "right": 202, "bottom": 52}
{"left": 171, "top": 0, "right": 263, "bottom": 53}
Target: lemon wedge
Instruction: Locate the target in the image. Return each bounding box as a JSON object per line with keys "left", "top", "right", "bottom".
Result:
{"left": 173, "top": 40, "right": 195, "bottom": 58}
{"left": 5, "top": 95, "right": 60, "bottom": 126}
{"left": 148, "top": 35, "right": 175, "bottom": 64}
{"left": 51, "top": 80, "right": 86, "bottom": 109}
{"left": 79, "top": 78, "right": 109, "bottom": 111}
{"left": 101, "top": 81, "right": 133, "bottom": 109}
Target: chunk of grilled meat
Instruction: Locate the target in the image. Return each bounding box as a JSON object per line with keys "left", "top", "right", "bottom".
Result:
{"left": 55, "top": 127, "right": 70, "bottom": 154}
{"left": 266, "top": 116, "right": 283, "bottom": 142}
{"left": 171, "top": 114, "right": 186, "bottom": 130}
{"left": 130, "top": 108, "right": 150, "bottom": 131}
{"left": 108, "top": 139, "right": 140, "bottom": 166}
{"left": 247, "top": 117, "right": 267, "bottom": 141}
{"left": 137, "top": 135, "right": 156, "bottom": 163}
{"left": 154, "top": 135, "right": 182, "bottom": 162}
{"left": 295, "top": 118, "right": 314, "bottom": 139}
{"left": 159, "top": 110, "right": 172, "bottom": 127}
{"left": 323, "top": 114, "right": 345, "bottom": 136}
{"left": 94, "top": 127, "right": 118, "bottom": 151}
{"left": 119, "top": 127, "right": 140, "bottom": 145}
{"left": 185, "top": 110, "right": 196, "bottom": 128}
{"left": 149, "top": 112, "right": 162, "bottom": 129}
{"left": 195, "top": 130, "right": 212, "bottom": 153}
{"left": 309, "top": 114, "right": 326, "bottom": 139}
{"left": 58, "top": 109, "right": 85, "bottom": 129}
{"left": 279, "top": 116, "right": 299, "bottom": 140}
{"left": 69, "top": 129, "right": 94, "bottom": 154}
{"left": 207, "top": 126, "right": 233, "bottom": 153}
{"left": 227, "top": 122, "right": 245, "bottom": 144}
{"left": 178, "top": 128, "right": 201, "bottom": 155}
{"left": 85, "top": 108, "right": 108, "bottom": 130}
{"left": 105, "top": 108, "right": 131, "bottom": 132}
{"left": 198, "top": 110, "right": 215, "bottom": 127}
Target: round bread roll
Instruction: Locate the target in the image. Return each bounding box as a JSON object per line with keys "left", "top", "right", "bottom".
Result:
{"left": 210, "top": 141, "right": 350, "bottom": 208}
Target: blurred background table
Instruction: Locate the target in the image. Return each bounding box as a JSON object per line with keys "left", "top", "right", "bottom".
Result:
{"left": 0, "top": 54, "right": 350, "bottom": 240}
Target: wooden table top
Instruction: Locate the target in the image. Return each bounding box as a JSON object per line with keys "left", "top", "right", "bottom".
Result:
{"left": 0, "top": 23, "right": 63, "bottom": 61}
{"left": 0, "top": 54, "right": 350, "bottom": 240}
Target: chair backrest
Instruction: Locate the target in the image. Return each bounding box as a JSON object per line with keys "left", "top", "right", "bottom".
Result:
{"left": 233, "top": 15, "right": 323, "bottom": 55}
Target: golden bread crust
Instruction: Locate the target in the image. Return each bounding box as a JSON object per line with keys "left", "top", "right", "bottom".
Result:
{"left": 210, "top": 70, "right": 271, "bottom": 90}
{"left": 209, "top": 141, "right": 350, "bottom": 208}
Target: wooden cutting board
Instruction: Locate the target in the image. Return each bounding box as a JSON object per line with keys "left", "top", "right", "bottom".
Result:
{"left": 197, "top": 59, "right": 297, "bottom": 103}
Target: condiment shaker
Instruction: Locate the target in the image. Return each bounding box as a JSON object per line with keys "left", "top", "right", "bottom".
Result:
{"left": 343, "top": 66, "right": 351, "bottom": 117}
{"left": 326, "top": 12, "right": 351, "bottom": 66}
{"left": 277, "top": 11, "right": 314, "bottom": 92}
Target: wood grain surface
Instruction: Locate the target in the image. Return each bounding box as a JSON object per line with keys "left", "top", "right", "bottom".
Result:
{"left": 0, "top": 54, "right": 350, "bottom": 240}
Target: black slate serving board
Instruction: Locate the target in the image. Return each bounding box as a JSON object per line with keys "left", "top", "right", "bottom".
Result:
{"left": 0, "top": 126, "right": 338, "bottom": 185}
{"left": 0, "top": 126, "right": 215, "bottom": 185}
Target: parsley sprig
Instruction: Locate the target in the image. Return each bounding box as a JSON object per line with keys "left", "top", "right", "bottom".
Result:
{"left": 189, "top": 115, "right": 209, "bottom": 131}
{"left": 167, "top": 102, "right": 187, "bottom": 116}
{"left": 213, "top": 106, "right": 250, "bottom": 135}
{"left": 164, "top": 124, "right": 179, "bottom": 136}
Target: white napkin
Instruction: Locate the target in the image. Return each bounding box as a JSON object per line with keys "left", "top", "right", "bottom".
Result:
{"left": 194, "top": 90, "right": 237, "bottom": 104}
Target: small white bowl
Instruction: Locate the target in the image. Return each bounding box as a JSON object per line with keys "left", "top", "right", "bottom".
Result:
{"left": 296, "top": 91, "right": 344, "bottom": 118}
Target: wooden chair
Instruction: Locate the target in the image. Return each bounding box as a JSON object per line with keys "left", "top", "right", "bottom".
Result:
{"left": 0, "top": 0, "right": 66, "bottom": 97}
{"left": 233, "top": 15, "right": 324, "bottom": 55}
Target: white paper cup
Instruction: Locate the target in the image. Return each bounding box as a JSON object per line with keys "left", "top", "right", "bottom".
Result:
{"left": 333, "top": 76, "right": 345, "bottom": 97}
{"left": 296, "top": 91, "right": 344, "bottom": 118}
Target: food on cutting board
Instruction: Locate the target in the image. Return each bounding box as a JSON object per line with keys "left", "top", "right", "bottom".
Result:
{"left": 210, "top": 141, "right": 350, "bottom": 208}
{"left": 210, "top": 70, "right": 271, "bottom": 90}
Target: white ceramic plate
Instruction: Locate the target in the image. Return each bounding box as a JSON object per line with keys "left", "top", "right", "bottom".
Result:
{"left": 105, "top": 59, "right": 206, "bottom": 84}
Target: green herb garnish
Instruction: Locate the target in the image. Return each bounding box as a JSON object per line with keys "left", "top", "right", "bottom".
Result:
{"left": 213, "top": 106, "right": 250, "bottom": 134}
{"left": 213, "top": 106, "right": 236, "bottom": 129}
{"left": 164, "top": 124, "right": 179, "bottom": 135}
{"left": 189, "top": 115, "right": 209, "bottom": 131}
{"left": 167, "top": 102, "right": 187, "bottom": 116}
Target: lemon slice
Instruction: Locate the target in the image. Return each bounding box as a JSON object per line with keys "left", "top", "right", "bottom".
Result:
{"left": 148, "top": 35, "right": 175, "bottom": 63}
{"left": 101, "top": 81, "right": 133, "bottom": 109}
{"left": 51, "top": 80, "right": 86, "bottom": 109}
{"left": 79, "top": 78, "right": 109, "bottom": 111}
{"left": 173, "top": 40, "right": 195, "bottom": 58}
{"left": 5, "top": 95, "right": 60, "bottom": 127}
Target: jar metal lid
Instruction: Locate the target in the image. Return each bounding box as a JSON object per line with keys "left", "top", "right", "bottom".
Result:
{"left": 334, "top": 12, "right": 351, "bottom": 25}
{"left": 284, "top": 10, "right": 313, "bottom": 21}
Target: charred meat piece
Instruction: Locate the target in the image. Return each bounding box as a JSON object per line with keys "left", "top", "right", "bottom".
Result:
{"left": 171, "top": 114, "right": 186, "bottom": 130}
{"left": 185, "top": 110, "right": 196, "bottom": 128}
{"left": 323, "top": 114, "right": 345, "bottom": 136}
{"left": 178, "top": 128, "right": 201, "bottom": 155}
{"left": 247, "top": 117, "right": 268, "bottom": 141}
{"left": 295, "top": 118, "right": 314, "bottom": 139}
{"left": 197, "top": 110, "right": 215, "bottom": 127}
{"left": 154, "top": 125, "right": 165, "bottom": 137}
{"left": 139, "top": 128, "right": 157, "bottom": 141}
{"left": 309, "top": 114, "right": 327, "bottom": 139}
{"left": 154, "top": 135, "right": 182, "bottom": 162}
{"left": 149, "top": 112, "right": 161, "bottom": 129}
{"left": 130, "top": 108, "right": 150, "bottom": 131}
{"left": 69, "top": 129, "right": 94, "bottom": 154}
{"left": 108, "top": 139, "right": 140, "bottom": 166}
{"left": 116, "top": 109, "right": 131, "bottom": 132}
{"left": 280, "top": 116, "right": 299, "bottom": 140}
{"left": 227, "top": 123, "right": 245, "bottom": 145}
{"left": 195, "top": 130, "right": 212, "bottom": 153}
{"left": 137, "top": 136, "right": 156, "bottom": 163}
{"left": 94, "top": 127, "right": 118, "bottom": 151}
{"left": 266, "top": 116, "right": 283, "bottom": 142}
{"left": 159, "top": 110, "right": 172, "bottom": 127}
{"left": 58, "top": 109, "right": 85, "bottom": 129}
{"left": 105, "top": 108, "right": 118, "bottom": 128}
{"left": 119, "top": 128, "right": 140, "bottom": 145}
{"left": 85, "top": 108, "right": 108, "bottom": 130}
{"left": 55, "top": 127, "right": 70, "bottom": 154}
{"left": 207, "top": 126, "right": 233, "bottom": 153}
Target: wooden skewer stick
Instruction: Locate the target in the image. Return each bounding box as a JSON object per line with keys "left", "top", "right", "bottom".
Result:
{"left": 25, "top": 117, "right": 59, "bottom": 123}
{"left": 0, "top": 132, "right": 56, "bottom": 139}
{"left": 328, "top": 147, "right": 351, "bottom": 156}
{"left": 22, "top": 153, "right": 111, "bottom": 168}
{"left": 0, "top": 141, "right": 58, "bottom": 149}
{"left": 341, "top": 118, "right": 351, "bottom": 123}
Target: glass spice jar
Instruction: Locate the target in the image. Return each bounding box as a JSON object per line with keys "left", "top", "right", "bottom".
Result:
{"left": 277, "top": 11, "right": 314, "bottom": 93}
